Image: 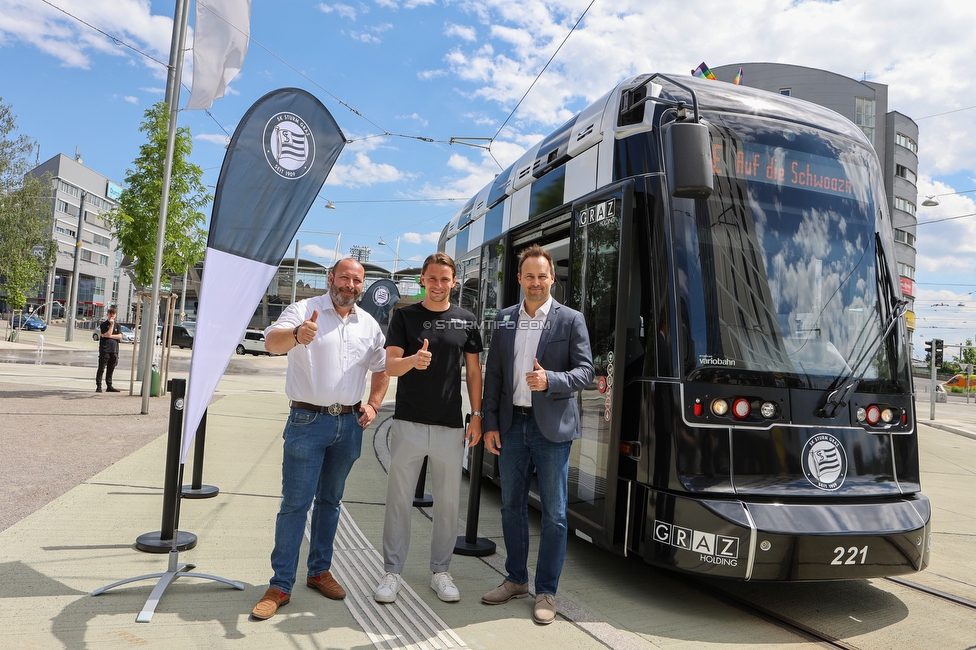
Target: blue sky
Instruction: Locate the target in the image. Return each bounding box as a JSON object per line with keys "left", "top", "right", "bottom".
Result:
{"left": 2, "top": 0, "right": 976, "bottom": 358}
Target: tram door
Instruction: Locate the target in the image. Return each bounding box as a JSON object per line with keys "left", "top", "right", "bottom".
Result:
{"left": 565, "top": 180, "right": 635, "bottom": 552}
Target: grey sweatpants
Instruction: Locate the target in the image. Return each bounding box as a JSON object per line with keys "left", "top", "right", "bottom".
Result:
{"left": 382, "top": 419, "right": 465, "bottom": 574}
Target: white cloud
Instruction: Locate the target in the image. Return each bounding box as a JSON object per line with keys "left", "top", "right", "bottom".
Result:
{"left": 395, "top": 112, "right": 428, "bottom": 128}
{"left": 317, "top": 3, "right": 359, "bottom": 20}
{"left": 0, "top": 0, "right": 172, "bottom": 73}
{"left": 350, "top": 22, "right": 393, "bottom": 44}
{"left": 402, "top": 231, "right": 441, "bottom": 244}
{"left": 326, "top": 138, "right": 415, "bottom": 188}
{"left": 302, "top": 243, "right": 339, "bottom": 262}
{"left": 122, "top": 95, "right": 139, "bottom": 104}
{"left": 445, "top": 23, "right": 476, "bottom": 41}
{"left": 195, "top": 133, "right": 231, "bottom": 147}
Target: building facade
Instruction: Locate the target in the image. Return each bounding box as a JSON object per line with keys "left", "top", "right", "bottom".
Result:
{"left": 28, "top": 153, "right": 134, "bottom": 324}
{"left": 712, "top": 63, "right": 919, "bottom": 341}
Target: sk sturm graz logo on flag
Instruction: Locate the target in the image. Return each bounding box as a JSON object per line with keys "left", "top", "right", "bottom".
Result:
{"left": 801, "top": 433, "right": 848, "bottom": 490}
{"left": 264, "top": 112, "right": 315, "bottom": 179}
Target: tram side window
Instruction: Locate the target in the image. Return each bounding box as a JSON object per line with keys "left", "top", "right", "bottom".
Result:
{"left": 479, "top": 240, "right": 505, "bottom": 352}
{"left": 614, "top": 132, "right": 660, "bottom": 181}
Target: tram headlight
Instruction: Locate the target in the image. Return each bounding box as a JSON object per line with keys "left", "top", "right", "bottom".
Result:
{"left": 711, "top": 398, "right": 729, "bottom": 416}
{"left": 732, "top": 398, "right": 751, "bottom": 419}
{"left": 881, "top": 407, "right": 895, "bottom": 423}
{"left": 856, "top": 407, "right": 867, "bottom": 422}
{"left": 760, "top": 401, "right": 778, "bottom": 419}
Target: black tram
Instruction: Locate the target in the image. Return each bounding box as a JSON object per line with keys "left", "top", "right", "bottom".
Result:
{"left": 440, "top": 73, "right": 930, "bottom": 580}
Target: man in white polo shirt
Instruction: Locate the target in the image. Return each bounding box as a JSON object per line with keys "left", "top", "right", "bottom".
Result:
{"left": 251, "top": 258, "right": 389, "bottom": 620}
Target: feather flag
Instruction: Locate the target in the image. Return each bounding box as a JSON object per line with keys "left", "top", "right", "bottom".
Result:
{"left": 180, "top": 88, "right": 346, "bottom": 462}
{"left": 733, "top": 67, "right": 743, "bottom": 85}
{"left": 186, "top": 0, "right": 251, "bottom": 111}
{"left": 692, "top": 62, "right": 717, "bottom": 80}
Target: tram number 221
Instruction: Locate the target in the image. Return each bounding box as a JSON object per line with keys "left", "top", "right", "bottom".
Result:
{"left": 831, "top": 545, "right": 868, "bottom": 565}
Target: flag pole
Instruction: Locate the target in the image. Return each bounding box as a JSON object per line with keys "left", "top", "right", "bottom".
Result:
{"left": 141, "top": 0, "right": 190, "bottom": 414}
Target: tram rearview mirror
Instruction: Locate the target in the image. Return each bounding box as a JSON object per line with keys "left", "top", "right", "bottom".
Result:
{"left": 665, "top": 121, "right": 713, "bottom": 199}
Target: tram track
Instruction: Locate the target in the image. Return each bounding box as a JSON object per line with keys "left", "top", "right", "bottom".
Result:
{"left": 681, "top": 575, "right": 863, "bottom": 649}
{"left": 883, "top": 576, "right": 976, "bottom": 612}
{"left": 676, "top": 572, "right": 976, "bottom": 650}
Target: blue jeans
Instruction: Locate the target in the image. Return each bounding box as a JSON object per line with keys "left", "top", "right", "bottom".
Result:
{"left": 269, "top": 408, "right": 363, "bottom": 593}
{"left": 498, "top": 412, "right": 572, "bottom": 596}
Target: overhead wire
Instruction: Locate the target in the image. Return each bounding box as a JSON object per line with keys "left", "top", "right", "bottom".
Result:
{"left": 486, "top": 0, "right": 597, "bottom": 170}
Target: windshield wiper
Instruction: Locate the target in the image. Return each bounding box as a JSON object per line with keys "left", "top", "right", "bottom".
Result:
{"left": 819, "top": 298, "right": 908, "bottom": 418}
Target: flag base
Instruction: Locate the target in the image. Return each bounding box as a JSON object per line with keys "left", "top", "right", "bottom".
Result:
{"left": 182, "top": 484, "right": 219, "bottom": 499}
{"left": 135, "top": 530, "right": 197, "bottom": 553}
{"left": 454, "top": 535, "right": 496, "bottom": 557}
{"left": 92, "top": 549, "right": 244, "bottom": 622}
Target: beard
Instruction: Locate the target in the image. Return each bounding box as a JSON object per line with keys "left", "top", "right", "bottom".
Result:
{"left": 330, "top": 282, "right": 362, "bottom": 308}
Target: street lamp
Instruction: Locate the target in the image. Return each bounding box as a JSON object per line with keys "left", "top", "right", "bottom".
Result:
{"left": 290, "top": 231, "right": 341, "bottom": 305}
{"left": 378, "top": 237, "right": 400, "bottom": 280}
{"left": 921, "top": 188, "right": 976, "bottom": 207}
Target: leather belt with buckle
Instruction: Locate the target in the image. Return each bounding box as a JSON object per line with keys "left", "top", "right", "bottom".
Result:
{"left": 291, "top": 401, "right": 361, "bottom": 416}
{"left": 513, "top": 405, "right": 533, "bottom": 415}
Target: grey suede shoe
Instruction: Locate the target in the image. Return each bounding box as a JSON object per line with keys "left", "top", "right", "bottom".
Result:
{"left": 533, "top": 593, "right": 556, "bottom": 624}
{"left": 481, "top": 579, "right": 529, "bottom": 604}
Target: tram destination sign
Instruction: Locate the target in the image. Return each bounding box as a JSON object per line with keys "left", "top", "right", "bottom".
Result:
{"left": 710, "top": 140, "right": 867, "bottom": 199}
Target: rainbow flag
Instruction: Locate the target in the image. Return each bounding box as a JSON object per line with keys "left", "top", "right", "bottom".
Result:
{"left": 733, "top": 67, "right": 743, "bottom": 85}
{"left": 692, "top": 62, "right": 717, "bottom": 80}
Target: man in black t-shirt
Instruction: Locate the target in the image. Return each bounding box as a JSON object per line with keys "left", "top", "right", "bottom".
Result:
{"left": 96, "top": 306, "right": 122, "bottom": 393}
{"left": 374, "top": 252, "right": 483, "bottom": 605}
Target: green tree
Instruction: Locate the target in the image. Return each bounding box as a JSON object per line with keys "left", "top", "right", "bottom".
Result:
{"left": 106, "top": 102, "right": 209, "bottom": 288}
{"left": 0, "top": 99, "right": 56, "bottom": 315}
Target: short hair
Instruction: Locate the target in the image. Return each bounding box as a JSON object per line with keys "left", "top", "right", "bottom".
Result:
{"left": 107, "top": 306, "right": 117, "bottom": 315}
{"left": 330, "top": 257, "right": 364, "bottom": 278}
{"left": 422, "top": 252, "right": 456, "bottom": 277}
{"left": 517, "top": 244, "right": 554, "bottom": 276}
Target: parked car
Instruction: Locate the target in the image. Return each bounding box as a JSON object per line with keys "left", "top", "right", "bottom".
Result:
{"left": 943, "top": 374, "right": 976, "bottom": 390}
{"left": 12, "top": 314, "right": 47, "bottom": 331}
{"left": 237, "top": 329, "right": 272, "bottom": 355}
{"left": 169, "top": 324, "right": 194, "bottom": 349}
{"left": 119, "top": 325, "right": 135, "bottom": 343}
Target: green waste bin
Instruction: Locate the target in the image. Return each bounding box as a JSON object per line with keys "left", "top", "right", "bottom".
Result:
{"left": 150, "top": 364, "right": 161, "bottom": 397}
{"left": 7, "top": 329, "right": 17, "bottom": 343}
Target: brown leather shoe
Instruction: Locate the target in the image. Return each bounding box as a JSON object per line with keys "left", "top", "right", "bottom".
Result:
{"left": 306, "top": 571, "right": 346, "bottom": 600}
{"left": 481, "top": 579, "right": 529, "bottom": 604}
{"left": 251, "top": 587, "right": 290, "bottom": 619}
{"left": 533, "top": 593, "right": 556, "bottom": 625}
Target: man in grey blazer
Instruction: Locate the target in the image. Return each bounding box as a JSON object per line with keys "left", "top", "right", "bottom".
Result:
{"left": 481, "top": 244, "right": 594, "bottom": 625}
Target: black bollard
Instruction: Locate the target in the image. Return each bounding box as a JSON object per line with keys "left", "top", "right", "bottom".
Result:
{"left": 182, "top": 408, "right": 219, "bottom": 499}
{"left": 455, "top": 415, "right": 495, "bottom": 556}
{"left": 413, "top": 456, "right": 434, "bottom": 508}
{"left": 135, "top": 378, "right": 197, "bottom": 553}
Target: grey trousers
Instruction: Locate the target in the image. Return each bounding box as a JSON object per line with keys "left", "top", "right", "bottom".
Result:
{"left": 382, "top": 419, "right": 464, "bottom": 574}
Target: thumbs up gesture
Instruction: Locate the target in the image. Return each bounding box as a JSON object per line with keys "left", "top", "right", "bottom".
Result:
{"left": 526, "top": 358, "right": 548, "bottom": 391}
{"left": 297, "top": 309, "right": 319, "bottom": 345}
{"left": 413, "top": 338, "right": 432, "bottom": 370}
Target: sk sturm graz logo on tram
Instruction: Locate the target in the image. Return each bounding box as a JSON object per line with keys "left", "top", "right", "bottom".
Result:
{"left": 264, "top": 112, "right": 315, "bottom": 179}
{"left": 653, "top": 521, "right": 740, "bottom": 567}
{"left": 801, "top": 433, "right": 848, "bottom": 490}
{"left": 578, "top": 199, "right": 616, "bottom": 226}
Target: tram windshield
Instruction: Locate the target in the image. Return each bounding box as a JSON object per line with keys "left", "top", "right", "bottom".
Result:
{"left": 674, "top": 113, "right": 908, "bottom": 391}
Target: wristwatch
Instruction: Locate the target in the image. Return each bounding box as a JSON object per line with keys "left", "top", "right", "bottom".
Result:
{"left": 292, "top": 325, "right": 300, "bottom": 344}
{"left": 471, "top": 410, "right": 484, "bottom": 418}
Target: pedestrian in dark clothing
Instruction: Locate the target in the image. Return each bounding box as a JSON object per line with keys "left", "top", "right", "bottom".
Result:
{"left": 96, "top": 307, "right": 122, "bottom": 393}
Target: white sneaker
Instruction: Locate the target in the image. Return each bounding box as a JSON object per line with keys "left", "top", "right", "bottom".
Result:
{"left": 430, "top": 571, "right": 460, "bottom": 602}
{"left": 374, "top": 572, "right": 402, "bottom": 603}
